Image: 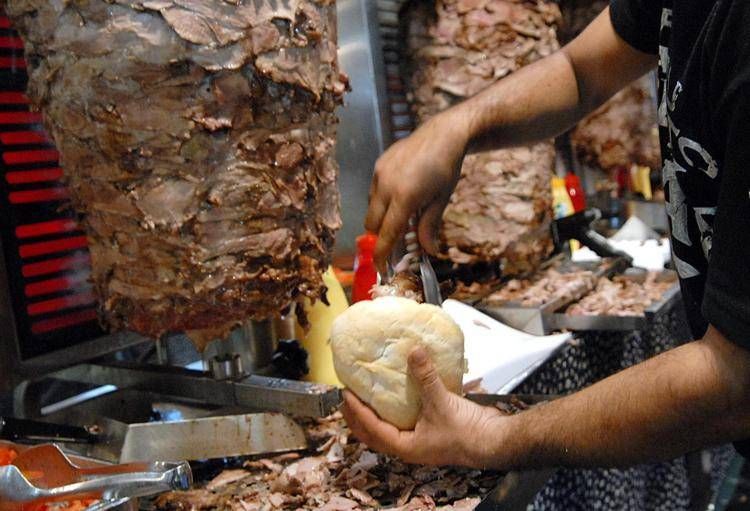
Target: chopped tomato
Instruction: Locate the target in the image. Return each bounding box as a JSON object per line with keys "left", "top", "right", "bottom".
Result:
{"left": 0, "top": 446, "right": 18, "bottom": 465}
{"left": 21, "top": 500, "right": 98, "bottom": 511}
{"left": 1, "top": 448, "right": 98, "bottom": 510}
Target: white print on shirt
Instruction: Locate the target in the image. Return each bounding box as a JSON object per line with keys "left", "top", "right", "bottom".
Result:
{"left": 694, "top": 207, "right": 716, "bottom": 258}
{"left": 663, "top": 159, "right": 691, "bottom": 246}
{"left": 679, "top": 138, "right": 719, "bottom": 179}
{"left": 658, "top": 7, "right": 719, "bottom": 280}
{"left": 661, "top": 8, "right": 672, "bottom": 29}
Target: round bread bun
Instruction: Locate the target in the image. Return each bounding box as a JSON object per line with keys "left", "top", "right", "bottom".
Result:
{"left": 331, "top": 296, "right": 465, "bottom": 430}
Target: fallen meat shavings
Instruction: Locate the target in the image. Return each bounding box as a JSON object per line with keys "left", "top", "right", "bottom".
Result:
{"left": 154, "top": 413, "right": 500, "bottom": 510}
{"left": 565, "top": 272, "right": 676, "bottom": 317}
{"left": 206, "top": 469, "right": 250, "bottom": 490}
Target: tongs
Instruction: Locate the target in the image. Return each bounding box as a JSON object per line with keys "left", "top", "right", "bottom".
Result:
{"left": 404, "top": 215, "right": 442, "bottom": 305}
{"left": 0, "top": 443, "right": 191, "bottom": 509}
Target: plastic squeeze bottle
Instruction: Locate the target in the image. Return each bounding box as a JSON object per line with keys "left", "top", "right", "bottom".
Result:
{"left": 296, "top": 266, "right": 348, "bottom": 386}
{"left": 352, "top": 233, "right": 378, "bottom": 303}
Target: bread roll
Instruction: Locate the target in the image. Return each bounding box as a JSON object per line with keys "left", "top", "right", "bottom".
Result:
{"left": 331, "top": 296, "right": 465, "bottom": 429}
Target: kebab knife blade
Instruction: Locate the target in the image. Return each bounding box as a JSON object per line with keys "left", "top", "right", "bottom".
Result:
{"left": 0, "top": 416, "right": 100, "bottom": 444}
{"left": 117, "top": 413, "right": 308, "bottom": 463}
{"left": 64, "top": 413, "right": 308, "bottom": 463}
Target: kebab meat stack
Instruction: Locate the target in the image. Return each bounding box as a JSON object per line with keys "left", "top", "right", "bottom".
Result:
{"left": 403, "top": 0, "right": 561, "bottom": 274}
{"left": 570, "top": 75, "right": 660, "bottom": 174}
{"left": 7, "top": 0, "right": 348, "bottom": 348}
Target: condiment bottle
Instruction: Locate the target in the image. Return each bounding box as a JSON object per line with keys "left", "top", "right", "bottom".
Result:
{"left": 352, "top": 233, "right": 378, "bottom": 303}
{"left": 565, "top": 172, "right": 586, "bottom": 212}
{"left": 296, "top": 266, "right": 348, "bottom": 386}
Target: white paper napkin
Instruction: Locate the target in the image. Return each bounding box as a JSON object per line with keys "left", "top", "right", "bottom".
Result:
{"left": 441, "top": 299, "right": 571, "bottom": 393}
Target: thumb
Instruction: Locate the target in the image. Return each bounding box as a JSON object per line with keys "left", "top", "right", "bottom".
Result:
{"left": 408, "top": 346, "right": 447, "bottom": 406}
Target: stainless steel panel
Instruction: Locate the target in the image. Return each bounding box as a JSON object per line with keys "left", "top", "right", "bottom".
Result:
{"left": 335, "top": 0, "right": 391, "bottom": 256}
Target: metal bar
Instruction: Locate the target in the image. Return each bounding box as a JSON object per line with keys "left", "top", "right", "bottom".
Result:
{"left": 49, "top": 363, "right": 237, "bottom": 406}
{"left": 47, "top": 362, "right": 342, "bottom": 418}
{"left": 233, "top": 375, "right": 342, "bottom": 417}
{"left": 14, "top": 331, "right": 150, "bottom": 376}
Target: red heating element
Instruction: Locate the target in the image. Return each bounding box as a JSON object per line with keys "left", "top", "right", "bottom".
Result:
{"left": 0, "top": 12, "right": 99, "bottom": 342}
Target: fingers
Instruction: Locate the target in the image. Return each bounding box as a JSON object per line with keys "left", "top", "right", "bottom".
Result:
{"left": 418, "top": 198, "right": 448, "bottom": 255}
{"left": 374, "top": 200, "right": 412, "bottom": 274}
{"left": 408, "top": 347, "right": 448, "bottom": 407}
{"left": 365, "top": 180, "right": 387, "bottom": 234}
{"left": 341, "top": 391, "right": 406, "bottom": 456}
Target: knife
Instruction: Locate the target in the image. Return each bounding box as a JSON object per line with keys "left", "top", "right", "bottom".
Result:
{"left": 0, "top": 417, "right": 100, "bottom": 445}
{"left": 117, "top": 413, "right": 308, "bottom": 462}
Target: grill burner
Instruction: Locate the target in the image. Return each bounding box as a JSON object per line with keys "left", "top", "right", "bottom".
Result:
{"left": 0, "top": 10, "right": 104, "bottom": 361}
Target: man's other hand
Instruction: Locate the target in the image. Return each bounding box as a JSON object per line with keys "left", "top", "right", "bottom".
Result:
{"left": 341, "top": 346, "right": 507, "bottom": 468}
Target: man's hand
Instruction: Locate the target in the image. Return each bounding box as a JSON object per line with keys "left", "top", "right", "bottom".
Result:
{"left": 341, "top": 347, "right": 507, "bottom": 468}
{"left": 365, "top": 112, "right": 469, "bottom": 269}
{"left": 364, "top": 8, "right": 656, "bottom": 269}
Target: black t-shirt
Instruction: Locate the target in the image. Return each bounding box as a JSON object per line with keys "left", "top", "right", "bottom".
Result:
{"left": 610, "top": 0, "right": 750, "bottom": 454}
{"left": 610, "top": 0, "right": 750, "bottom": 347}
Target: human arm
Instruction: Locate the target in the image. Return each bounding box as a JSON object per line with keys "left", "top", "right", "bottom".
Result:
{"left": 366, "top": 8, "right": 658, "bottom": 266}
{"left": 342, "top": 326, "right": 750, "bottom": 468}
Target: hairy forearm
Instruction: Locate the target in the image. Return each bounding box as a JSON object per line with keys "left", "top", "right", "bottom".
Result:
{"left": 491, "top": 327, "right": 750, "bottom": 469}
{"left": 454, "top": 51, "right": 581, "bottom": 152}
{"left": 443, "top": 8, "right": 656, "bottom": 153}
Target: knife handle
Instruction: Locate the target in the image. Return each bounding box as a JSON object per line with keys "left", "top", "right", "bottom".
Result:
{"left": 0, "top": 417, "right": 99, "bottom": 444}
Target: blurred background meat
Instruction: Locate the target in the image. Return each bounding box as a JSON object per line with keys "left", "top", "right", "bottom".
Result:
{"left": 571, "top": 75, "right": 660, "bottom": 173}
{"left": 402, "top": 0, "right": 560, "bottom": 274}
{"left": 566, "top": 272, "right": 676, "bottom": 317}
{"left": 7, "top": 0, "right": 347, "bottom": 348}
{"left": 558, "top": 0, "right": 661, "bottom": 175}
{"left": 484, "top": 266, "right": 597, "bottom": 307}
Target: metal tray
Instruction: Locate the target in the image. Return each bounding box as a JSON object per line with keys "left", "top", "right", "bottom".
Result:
{"left": 547, "top": 271, "right": 681, "bottom": 332}
{"left": 475, "top": 258, "right": 629, "bottom": 335}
